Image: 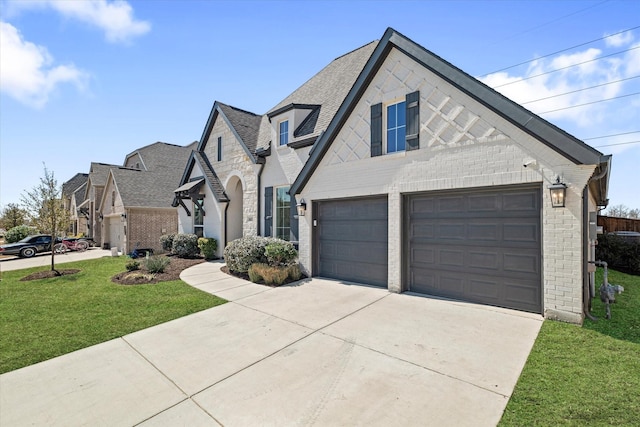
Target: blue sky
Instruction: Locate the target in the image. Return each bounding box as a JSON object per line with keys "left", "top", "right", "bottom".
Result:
{"left": 1, "top": 0, "right": 638, "bottom": 212}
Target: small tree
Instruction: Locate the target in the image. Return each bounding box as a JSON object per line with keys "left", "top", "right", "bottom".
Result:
{"left": 0, "top": 203, "right": 28, "bottom": 231}
{"left": 20, "top": 165, "right": 70, "bottom": 274}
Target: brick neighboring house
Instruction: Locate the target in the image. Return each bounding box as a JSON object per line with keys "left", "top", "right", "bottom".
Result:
{"left": 61, "top": 173, "right": 88, "bottom": 236}
{"left": 175, "top": 28, "right": 612, "bottom": 323}
{"left": 75, "top": 141, "right": 196, "bottom": 253}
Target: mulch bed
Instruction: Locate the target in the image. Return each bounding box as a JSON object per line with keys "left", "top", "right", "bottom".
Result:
{"left": 20, "top": 269, "right": 81, "bottom": 281}
{"left": 112, "top": 255, "right": 206, "bottom": 285}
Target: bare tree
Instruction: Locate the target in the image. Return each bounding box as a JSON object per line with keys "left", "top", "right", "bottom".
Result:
{"left": 0, "top": 203, "right": 28, "bottom": 230}
{"left": 20, "top": 165, "right": 70, "bottom": 274}
{"left": 629, "top": 208, "right": 640, "bottom": 219}
{"left": 605, "top": 204, "right": 629, "bottom": 218}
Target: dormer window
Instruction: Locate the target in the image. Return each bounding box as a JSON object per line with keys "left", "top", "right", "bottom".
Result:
{"left": 279, "top": 120, "right": 289, "bottom": 146}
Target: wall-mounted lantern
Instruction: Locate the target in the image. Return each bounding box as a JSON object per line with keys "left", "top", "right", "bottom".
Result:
{"left": 121, "top": 213, "right": 127, "bottom": 221}
{"left": 296, "top": 199, "right": 307, "bottom": 216}
{"left": 548, "top": 176, "right": 567, "bottom": 208}
{"left": 98, "top": 213, "right": 103, "bottom": 222}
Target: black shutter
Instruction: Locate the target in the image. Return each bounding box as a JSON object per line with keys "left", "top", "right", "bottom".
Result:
{"left": 217, "top": 137, "right": 222, "bottom": 161}
{"left": 264, "top": 186, "right": 273, "bottom": 237}
{"left": 289, "top": 199, "right": 299, "bottom": 245}
{"left": 406, "top": 91, "right": 420, "bottom": 151}
{"left": 371, "top": 103, "right": 383, "bottom": 157}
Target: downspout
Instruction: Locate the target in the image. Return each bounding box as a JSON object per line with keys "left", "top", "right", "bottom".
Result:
{"left": 223, "top": 202, "right": 229, "bottom": 248}
{"left": 584, "top": 160, "right": 609, "bottom": 321}
{"left": 256, "top": 161, "right": 265, "bottom": 236}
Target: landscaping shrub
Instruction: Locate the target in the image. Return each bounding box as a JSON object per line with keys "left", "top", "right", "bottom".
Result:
{"left": 5, "top": 225, "right": 38, "bottom": 243}
{"left": 596, "top": 233, "right": 640, "bottom": 275}
{"left": 125, "top": 260, "right": 140, "bottom": 271}
{"left": 171, "top": 234, "right": 199, "bottom": 258}
{"left": 224, "top": 236, "right": 280, "bottom": 273}
{"left": 249, "top": 263, "right": 289, "bottom": 285}
{"left": 265, "top": 241, "right": 298, "bottom": 266}
{"left": 144, "top": 256, "right": 171, "bottom": 274}
{"left": 248, "top": 264, "right": 263, "bottom": 283}
{"left": 197, "top": 237, "right": 218, "bottom": 260}
{"left": 287, "top": 264, "right": 303, "bottom": 281}
{"left": 160, "top": 233, "right": 175, "bottom": 252}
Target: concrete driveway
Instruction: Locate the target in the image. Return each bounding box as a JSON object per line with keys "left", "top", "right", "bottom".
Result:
{"left": 0, "top": 261, "right": 542, "bottom": 426}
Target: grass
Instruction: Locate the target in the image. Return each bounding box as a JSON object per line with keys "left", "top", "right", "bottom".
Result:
{"left": 0, "top": 257, "right": 226, "bottom": 374}
{"left": 500, "top": 268, "right": 640, "bottom": 426}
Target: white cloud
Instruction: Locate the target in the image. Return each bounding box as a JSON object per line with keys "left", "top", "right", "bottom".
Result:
{"left": 7, "top": 0, "right": 151, "bottom": 43}
{"left": 605, "top": 30, "right": 634, "bottom": 48}
{"left": 0, "top": 21, "right": 88, "bottom": 108}
{"left": 479, "top": 46, "right": 631, "bottom": 128}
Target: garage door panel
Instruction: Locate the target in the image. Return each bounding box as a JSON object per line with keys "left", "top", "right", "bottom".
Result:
{"left": 405, "top": 186, "right": 541, "bottom": 313}
{"left": 316, "top": 197, "right": 388, "bottom": 287}
{"left": 321, "top": 241, "right": 388, "bottom": 264}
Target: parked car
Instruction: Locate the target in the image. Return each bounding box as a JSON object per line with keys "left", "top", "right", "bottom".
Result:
{"left": 0, "top": 234, "right": 59, "bottom": 258}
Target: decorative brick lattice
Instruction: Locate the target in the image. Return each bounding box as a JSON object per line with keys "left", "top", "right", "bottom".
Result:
{"left": 327, "top": 50, "right": 507, "bottom": 165}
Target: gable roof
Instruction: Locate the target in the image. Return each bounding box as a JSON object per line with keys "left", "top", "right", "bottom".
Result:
{"left": 174, "top": 151, "right": 229, "bottom": 204}
{"left": 197, "top": 102, "right": 262, "bottom": 162}
{"left": 103, "top": 167, "right": 180, "bottom": 209}
{"left": 62, "top": 173, "right": 88, "bottom": 198}
{"left": 124, "top": 141, "right": 198, "bottom": 171}
{"left": 291, "top": 28, "right": 611, "bottom": 201}
{"left": 258, "top": 40, "right": 378, "bottom": 149}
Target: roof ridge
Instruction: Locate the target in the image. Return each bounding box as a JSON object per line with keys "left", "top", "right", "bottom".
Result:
{"left": 333, "top": 40, "right": 378, "bottom": 61}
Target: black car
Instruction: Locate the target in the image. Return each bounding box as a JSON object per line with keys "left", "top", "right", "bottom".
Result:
{"left": 0, "top": 234, "right": 58, "bottom": 258}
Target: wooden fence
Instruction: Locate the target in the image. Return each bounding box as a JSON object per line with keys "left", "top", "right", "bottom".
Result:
{"left": 598, "top": 215, "right": 640, "bottom": 233}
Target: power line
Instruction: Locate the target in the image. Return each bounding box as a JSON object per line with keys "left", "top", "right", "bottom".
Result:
{"left": 593, "top": 140, "right": 640, "bottom": 148}
{"left": 537, "top": 92, "right": 640, "bottom": 114}
{"left": 479, "top": 25, "right": 640, "bottom": 77}
{"left": 520, "top": 76, "right": 640, "bottom": 105}
{"left": 582, "top": 131, "right": 640, "bottom": 141}
{"left": 487, "top": 1, "right": 611, "bottom": 46}
{"left": 491, "top": 46, "right": 640, "bottom": 89}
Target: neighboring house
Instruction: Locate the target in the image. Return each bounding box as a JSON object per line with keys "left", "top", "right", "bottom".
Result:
{"left": 179, "top": 27, "right": 611, "bottom": 323}
{"left": 61, "top": 173, "right": 89, "bottom": 236}
{"left": 82, "top": 141, "right": 196, "bottom": 252}
{"left": 84, "top": 162, "right": 119, "bottom": 245}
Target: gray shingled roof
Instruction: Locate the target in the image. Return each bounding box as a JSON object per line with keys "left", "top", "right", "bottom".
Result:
{"left": 125, "top": 141, "right": 198, "bottom": 171}
{"left": 194, "top": 152, "right": 229, "bottom": 202}
{"left": 258, "top": 41, "right": 378, "bottom": 149}
{"left": 217, "top": 103, "right": 262, "bottom": 154}
{"left": 88, "top": 163, "right": 119, "bottom": 187}
{"left": 110, "top": 167, "right": 181, "bottom": 208}
{"left": 62, "top": 173, "right": 88, "bottom": 197}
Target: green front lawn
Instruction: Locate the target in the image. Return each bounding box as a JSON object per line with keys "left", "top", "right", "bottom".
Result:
{"left": 0, "top": 257, "right": 226, "bottom": 374}
{"left": 500, "top": 269, "right": 640, "bottom": 426}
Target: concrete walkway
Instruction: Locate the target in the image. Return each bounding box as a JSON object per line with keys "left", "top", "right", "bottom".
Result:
{"left": 0, "top": 261, "right": 543, "bottom": 426}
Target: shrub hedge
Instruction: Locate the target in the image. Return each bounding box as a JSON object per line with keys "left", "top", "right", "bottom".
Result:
{"left": 596, "top": 233, "right": 640, "bottom": 275}
{"left": 172, "top": 234, "right": 200, "bottom": 258}
{"left": 160, "top": 234, "right": 175, "bottom": 252}
{"left": 224, "top": 236, "right": 281, "bottom": 273}
{"left": 197, "top": 237, "right": 217, "bottom": 260}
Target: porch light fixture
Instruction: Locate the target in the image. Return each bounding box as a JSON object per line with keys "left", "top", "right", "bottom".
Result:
{"left": 121, "top": 213, "right": 127, "bottom": 221}
{"left": 548, "top": 176, "right": 567, "bottom": 208}
{"left": 98, "top": 214, "right": 103, "bottom": 221}
{"left": 296, "top": 199, "right": 307, "bottom": 216}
